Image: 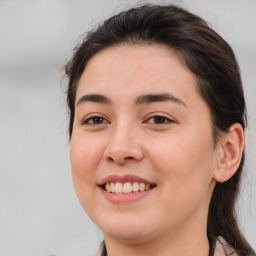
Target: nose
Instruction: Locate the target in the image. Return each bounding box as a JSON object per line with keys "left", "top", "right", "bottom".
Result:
{"left": 103, "top": 124, "right": 144, "bottom": 165}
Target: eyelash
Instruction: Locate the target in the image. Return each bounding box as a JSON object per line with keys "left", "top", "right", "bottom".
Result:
{"left": 81, "top": 114, "right": 109, "bottom": 125}
{"left": 81, "top": 114, "right": 174, "bottom": 125}
{"left": 145, "top": 115, "right": 174, "bottom": 124}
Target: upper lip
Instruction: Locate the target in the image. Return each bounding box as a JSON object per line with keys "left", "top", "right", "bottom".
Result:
{"left": 98, "top": 174, "right": 156, "bottom": 186}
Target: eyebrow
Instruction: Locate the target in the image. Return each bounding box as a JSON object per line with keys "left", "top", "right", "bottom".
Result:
{"left": 135, "top": 93, "right": 187, "bottom": 107}
{"left": 76, "top": 93, "right": 187, "bottom": 107}
{"left": 76, "top": 94, "right": 112, "bottom": 106}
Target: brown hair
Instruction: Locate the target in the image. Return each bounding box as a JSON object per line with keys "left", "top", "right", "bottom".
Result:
{"left": 65, "top": 4, "right": 255, "bottom": 256}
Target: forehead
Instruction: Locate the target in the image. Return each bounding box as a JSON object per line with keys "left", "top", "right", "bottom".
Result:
{"left": 76, "top": 44, "right": 201, "bottom": 108}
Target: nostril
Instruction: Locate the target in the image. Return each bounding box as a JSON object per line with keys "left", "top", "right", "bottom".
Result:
{"left": 107, "top": 156, "right": 115, "bottom": 162}
{"left": 104, "top": 146, "right": 143, "bottom": 164}
{"left": 106, "top": 155, "right": 134, "bottom": 165}
{"left": 125, "top": 156, "right": 134, "bottom": 161}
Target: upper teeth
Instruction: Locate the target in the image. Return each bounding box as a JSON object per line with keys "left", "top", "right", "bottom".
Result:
{"left": 104, "top": 182, "right": 152, "bottom": 194}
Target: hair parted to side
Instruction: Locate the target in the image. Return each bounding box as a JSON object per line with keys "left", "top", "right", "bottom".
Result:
{"left": 65, "top": 4, "right": 255, "bottom": 256}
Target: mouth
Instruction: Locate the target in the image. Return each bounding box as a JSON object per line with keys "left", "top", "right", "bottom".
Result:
{"left": 98, "top": 174, "right": 157, "bottom": 195}
{"left": 101, "top": 181, "right": 156, "bottom": 194}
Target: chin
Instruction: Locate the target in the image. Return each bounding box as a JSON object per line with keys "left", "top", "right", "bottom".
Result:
{"left": 97, "top": 215, "right": 154, "bottom": 243}
{"left": 104, "top": 228, "right": 153, "bottom": 245}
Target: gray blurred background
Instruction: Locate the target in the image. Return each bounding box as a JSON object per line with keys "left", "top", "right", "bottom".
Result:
{"left": 0, "top": 0, "right": 255, "bottom": 255}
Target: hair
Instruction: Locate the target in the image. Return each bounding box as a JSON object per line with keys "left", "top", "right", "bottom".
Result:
{"left": 65, "top": 4, "right": 255, "bottom": 256}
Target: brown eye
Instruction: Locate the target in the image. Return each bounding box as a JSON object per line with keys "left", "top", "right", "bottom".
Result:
{"left": 147, "top": 116, "right": 174, "bottom": 124}
{"left": 82, "top": 116, "right": 108, "bottom": 125}
{"left": 91, "top": 117, "right": 104, "bottom": 124}
{"left": 153, "top": 116, "right": 166, "bottom": 124}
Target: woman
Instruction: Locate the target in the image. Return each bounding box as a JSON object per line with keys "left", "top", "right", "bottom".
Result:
{"left": 65, "top": 4, "right": 255, "bottom": 256}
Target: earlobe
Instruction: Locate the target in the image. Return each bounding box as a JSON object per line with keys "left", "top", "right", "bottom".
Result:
{"left": 213, "top": 123, "right": 244, "bottom": 183}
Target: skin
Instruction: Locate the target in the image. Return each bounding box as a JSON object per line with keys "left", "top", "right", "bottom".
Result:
{"left": 70, "top": 44, "right": 244, "bottom": 256}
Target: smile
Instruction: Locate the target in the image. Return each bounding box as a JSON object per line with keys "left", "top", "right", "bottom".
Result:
{"left": 104, "top": 181, "right": 156, "bottom": 194}
{"left": 98, "top": 174, "right": 157, "bottom": 203}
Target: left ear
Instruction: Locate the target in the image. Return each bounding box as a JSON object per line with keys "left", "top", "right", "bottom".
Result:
{"left": 213, "top": 123, "right": 245, "bottom": 183}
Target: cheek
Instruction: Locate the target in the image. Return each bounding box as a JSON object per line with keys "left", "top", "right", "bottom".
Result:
{"left": 70, "top": 135, "right": 104, "bottom": 195}
{"left": 148, "top": 132, "right": 215, "bottom": 201}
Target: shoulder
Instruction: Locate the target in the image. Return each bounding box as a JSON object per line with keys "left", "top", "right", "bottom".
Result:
{"left": 96, "top": 242, "right": 106, "bottom": 256}
{"left": 214, "top": 237, "right": 237, "bottom": 256}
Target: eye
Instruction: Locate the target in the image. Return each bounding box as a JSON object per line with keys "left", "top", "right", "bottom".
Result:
{"left": 82, "top": 115, "right": 109, "bottom": 125}
{"left": 146, "top": 115, "right": 174, "bottom": 124}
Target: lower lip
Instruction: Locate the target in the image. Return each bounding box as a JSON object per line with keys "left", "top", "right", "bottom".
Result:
{"left": 100, "top": 187, "right": 155, "bottom": 203}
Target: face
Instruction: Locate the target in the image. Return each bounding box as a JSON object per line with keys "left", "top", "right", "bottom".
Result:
{"left": 70, "top": 44, "right": 218, "bottom": 244}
